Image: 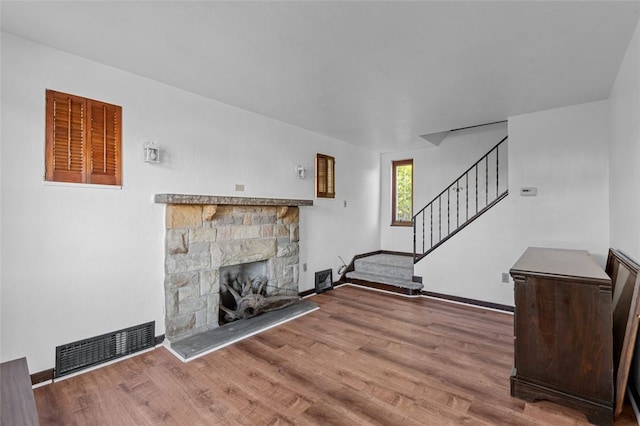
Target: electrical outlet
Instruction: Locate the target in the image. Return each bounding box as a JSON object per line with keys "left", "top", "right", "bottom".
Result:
{"left": 303, "top": 263, "right": 307, "bottom": 272}
{"left": 501, "top": 272, "right": 510, "bottom": 283}
{"left": 343, "top": 200, "right": 347, "bottom": 207}
{"left": 235, "top": 184, "right": 245, "bottom": 192}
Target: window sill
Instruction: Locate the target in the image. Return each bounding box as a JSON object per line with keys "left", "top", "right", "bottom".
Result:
{"left": 43, "top": 181, "right": 122, "bottom": 190}
{"left": 391, "top": 222, "right": 413, "bottom": 227}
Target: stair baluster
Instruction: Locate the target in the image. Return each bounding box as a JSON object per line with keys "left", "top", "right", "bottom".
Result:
{"left": 413, "top": 136, "right": 508, "bottom": 263}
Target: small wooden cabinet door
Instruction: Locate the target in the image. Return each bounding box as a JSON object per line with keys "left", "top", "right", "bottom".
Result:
{"left": 510, "top": 247, "right": 613, "bottom": 425}
{"left": 513, "top": 275, "right": 612, "bottom": 401}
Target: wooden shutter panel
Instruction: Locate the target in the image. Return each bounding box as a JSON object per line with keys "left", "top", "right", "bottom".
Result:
{"left": 46, "top": 90, "right": 86, "bottom": 183}
{"left": 88, "top": 101, "right": 121, "bottom": 185}
{"left": 316, "top": 154, "right": 335, "bottom": 198}
{"left": 317, "top": 155, "right": 327, "bottom": 195}
{"left": 45, "top": 89, "right": 122, "bottom": 186}
{"left": 326, "top": 156, "right": 335, "bottom": 198}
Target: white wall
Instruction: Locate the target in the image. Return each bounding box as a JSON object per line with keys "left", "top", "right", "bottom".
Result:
{"left": 610, "top": 20, "right": 640, "bottom": 262}
{"left": 0, "top": 33, "right": 380, "bottom": 372}
{"left": 380, "top": 122, "right": 508, "bottom": 252}
{"left": 380, "top": 103, "right": 610, "bottom": 306}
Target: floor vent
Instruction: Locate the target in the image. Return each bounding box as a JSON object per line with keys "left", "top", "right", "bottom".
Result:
{"left": 55, "top": 321, "right": 155, "bottom": 378}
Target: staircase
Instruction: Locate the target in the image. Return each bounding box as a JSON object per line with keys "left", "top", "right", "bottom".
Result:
{"left": 344, "top": 253, "right": 423, "bottom": 295}
{"left": 413, "top": 136, "right": 508, "bottom": 263}
{"left": 340, "top": 135, "right": 508, "bottom": 296}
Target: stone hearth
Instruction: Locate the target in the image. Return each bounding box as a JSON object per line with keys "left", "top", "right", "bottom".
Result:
{"left": 155, "top": 194, "right": 313, "bottom": 342}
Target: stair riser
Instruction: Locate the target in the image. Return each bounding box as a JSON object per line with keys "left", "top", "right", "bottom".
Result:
{"left": 354, "top": 260, "right": 413, "bottom": 280}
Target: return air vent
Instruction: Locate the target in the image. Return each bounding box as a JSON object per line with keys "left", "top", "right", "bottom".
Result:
{"left": 55, "top": 321, "right": 155, "bottom": 378}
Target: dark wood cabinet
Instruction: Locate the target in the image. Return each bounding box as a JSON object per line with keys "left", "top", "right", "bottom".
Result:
{"left": 510, "top": 247, "right": 613, "bottom": 425}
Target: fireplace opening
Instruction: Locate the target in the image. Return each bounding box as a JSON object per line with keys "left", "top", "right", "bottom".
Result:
{"left": 219, "top": 261, "right": 268, "bottom": 325}
{"left": 218, "top": 259, "right": 302, "bottom": 326}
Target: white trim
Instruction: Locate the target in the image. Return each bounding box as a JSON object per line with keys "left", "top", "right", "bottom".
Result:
{"left": 36, "top": 346, "right": 156, "bottom": 386}
{"left": 43, "top": 180, "right": 122, "bottom": 190}
{"left": 341, "top": 281, "right": 513, "bottom": 314}
{"left": 341, "top": 282, "right": 421, "bottom": 298}
{"left": 420, "top": 294, "right": 514, "bottom": 315}
{"left": 32, "top": 380, "right": 53, "bottom": 389}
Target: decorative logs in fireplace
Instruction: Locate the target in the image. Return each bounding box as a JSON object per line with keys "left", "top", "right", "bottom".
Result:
{"left": 219, "top": 272, "right": 301, "bottom": 324}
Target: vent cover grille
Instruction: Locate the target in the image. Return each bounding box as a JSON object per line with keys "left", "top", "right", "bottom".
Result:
{"left": 55, "top": 321, "right": 155, "bottom": 378}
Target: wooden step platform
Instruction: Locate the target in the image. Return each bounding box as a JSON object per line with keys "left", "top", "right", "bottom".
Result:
{"left": 344, "top": 252, "right": 423, "bottom": 295}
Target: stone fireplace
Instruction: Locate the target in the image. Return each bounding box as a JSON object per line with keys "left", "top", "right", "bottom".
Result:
{"left": 155, "top": 194, "right": 313, "bottom": 342}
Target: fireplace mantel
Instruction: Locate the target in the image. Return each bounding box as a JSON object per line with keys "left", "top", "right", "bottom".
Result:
{"left": 154, "top": 194, "right": 313, "bottom": 207}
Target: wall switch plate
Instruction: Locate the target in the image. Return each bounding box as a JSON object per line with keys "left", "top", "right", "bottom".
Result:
{"left": 344, "top": 200, "right": 347, "bottom": 207}
{"left": 235, "top": 184, "right": 245, "bottom": 192}
{"left": 520, "top": 187, "right": 537, "bottom": 196}
{"left": 303, "top": 263, "right": 308, "bottom": 272}
{"left": 502, "top": 272, "right": 510, "bottom": 283}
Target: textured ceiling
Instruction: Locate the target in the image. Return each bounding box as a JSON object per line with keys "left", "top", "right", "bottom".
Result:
{"left": 2, "top": 1, "right": 639, "bottom": 152}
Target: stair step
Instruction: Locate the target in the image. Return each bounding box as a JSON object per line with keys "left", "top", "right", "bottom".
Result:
{"left": 354, "top": 254, "right": 414, "bottom": 280}
{"left": 345, "top": 271, "right": 423, "bottom": 291}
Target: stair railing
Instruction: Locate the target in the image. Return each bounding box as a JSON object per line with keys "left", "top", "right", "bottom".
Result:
{"left": 413, "top": 136, "right": 509, "bottom": 263}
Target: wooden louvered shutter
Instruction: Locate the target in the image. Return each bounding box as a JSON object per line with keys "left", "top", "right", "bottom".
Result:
{"left": 88, "top": 101, "right": 121, "bottom": 185}
{"left": 45, "top": 89, "right": 122, "bottom": 186}
{"left": 326, "top": 156, "right": 335, "bottom": 197}
{"left": 316, "top": 153, "right": 335, "bottom": 198}
{"left": 46, "top": 91, "right": 87, "bottom": 183}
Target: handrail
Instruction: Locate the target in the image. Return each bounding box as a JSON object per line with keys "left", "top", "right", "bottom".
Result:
{"left": 412, "top": 136, "right": 507, "bottom": 220}
{"left": 413, "top": 136, "right": 508, "bottom": 263}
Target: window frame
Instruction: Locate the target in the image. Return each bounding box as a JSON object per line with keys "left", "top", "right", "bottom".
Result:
{"left": 391, "top": 159, "right": 413, "bottom": 226}
{"left": 315, "top": 153, "right": 335, "bottom": 199}
{"left": 45, "top": 89, "right": 122, "bottom": 186}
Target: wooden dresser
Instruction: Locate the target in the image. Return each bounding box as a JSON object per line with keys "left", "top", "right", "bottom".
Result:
{"left": 510, "top": 247, "right": 613, "bottom": 425}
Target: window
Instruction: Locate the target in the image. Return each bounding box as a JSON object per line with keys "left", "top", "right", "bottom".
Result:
{"left": 316, "top": 153, "right": 335, "bottom": 198}
{"left": 392, "top": 159, "right": 413, "bottom": 226}
{"left": 45, "top": 89, "right": 122, "bottom": 186}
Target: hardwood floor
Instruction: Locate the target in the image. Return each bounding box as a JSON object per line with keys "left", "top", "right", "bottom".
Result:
{"left": 34, "top": 285, "right": 638, "bottom": 425}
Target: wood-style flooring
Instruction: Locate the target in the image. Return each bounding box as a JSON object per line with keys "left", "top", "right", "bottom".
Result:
{"left": 34, "top": 285, "right": 638, "bottom": 425}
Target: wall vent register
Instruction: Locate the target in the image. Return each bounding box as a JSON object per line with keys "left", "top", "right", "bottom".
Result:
{"left": 55, "top": 321, "right": 155, "bottom": 378}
